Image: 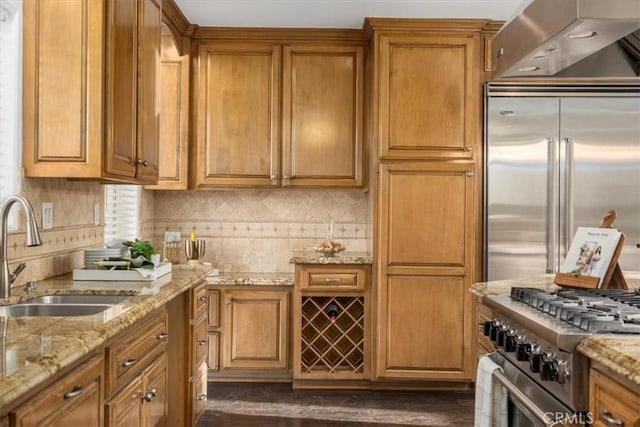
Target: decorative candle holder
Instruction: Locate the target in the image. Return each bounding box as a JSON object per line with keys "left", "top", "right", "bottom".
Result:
{"left": 185, "top": 239, "right": 206, "bottom": 266}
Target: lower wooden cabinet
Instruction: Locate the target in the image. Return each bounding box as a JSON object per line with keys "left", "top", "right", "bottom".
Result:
{"left": 10, "top": 354, "right": 104, "bottom": 427}
{"left": 106, "top": 353, "right": 168, "bottom": 427}
{"left": 207, "top": 286, "right": 292, "bottom": 381}
{"left": 589, "top": 366, "right": 640, "bottom": 427}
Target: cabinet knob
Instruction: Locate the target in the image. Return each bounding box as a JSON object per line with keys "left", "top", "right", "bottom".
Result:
{"left": 270, "top": 175, "right": 277, "bottom": 180}
{"left": 225, "top": 300, "right": 231, "bottom": 305}
{"left": 199, "top": 296, "right": 207, "bottom": 302}
{"left": 197, "top": 394, "right": 207, "bottom": 401}
{"left": 467, "top": 172, "right": 475, "bottom": 177}
{"left": 465, "top": 146, "right": 473, "bottom": 152}
{"left": 197, "top": 339, "right": 207, "bottom": 346}
{"left": 143, "top": 388, "right": 157, "bottom": 402}
{"left": 136, "top": 159, "right": 149, "bottom": 167}
{"left": 156, "top": 332, "right": 168, "bottom": 341}
{"left": 283, "top": 175, "right": 291, "bottom": 180}
{"left": 63, "top": 385, "right": 84, "bottom": 400}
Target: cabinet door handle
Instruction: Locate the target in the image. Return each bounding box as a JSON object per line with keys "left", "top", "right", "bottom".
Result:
{"left": 197, "top": 339, "right": 207, "bottom": 346}
{"left": 143, "top": 388, "right": 157, "bottom": 402}
{"left": 136, "top": 159, "right": 149, "bottom": 167}
{"left": 156, "top": 332, "right": 168, "bottom": 341}
{"left": 199, "top": 296, "right": 207, "bottom": 302}
{"left": 197, "top": 393, "right": 207, "bottom": 401}
{"left": 63, "top": 385, "right": 84, "bottom": 399}
{"left": 225, "top": 301, "right": 230, "bottom": 305}
{"left": 122, "top": 358, "right": 137, "bottom": 368}
{"left": 270, "top": 174, "right": 277, "bottom": 180}
{"left": 283, "top": 175, "right": 290, "bottom": 180}
{"left": 324, "top": 278, "right": 342, "bottom": 283}
{"left": 600, "top": 410, "right": 624, "bottom": 426}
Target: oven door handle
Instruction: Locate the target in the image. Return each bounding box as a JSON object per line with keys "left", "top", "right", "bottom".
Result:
{"left": 493, "top": 370, "right": 555, "bottom": 427}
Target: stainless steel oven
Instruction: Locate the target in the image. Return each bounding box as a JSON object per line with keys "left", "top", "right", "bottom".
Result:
{"left": 477, "top": 286, "right": 640, "bottom": 427}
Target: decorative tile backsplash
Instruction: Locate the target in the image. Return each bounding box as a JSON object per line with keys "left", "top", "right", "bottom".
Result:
{"left": 149, "top": 189, "right": 372, "bottom": 273}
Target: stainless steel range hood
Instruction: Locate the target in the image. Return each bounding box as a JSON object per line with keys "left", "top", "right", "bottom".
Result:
{"left": 492, "top": 0, "right": 640, "bottom": 78}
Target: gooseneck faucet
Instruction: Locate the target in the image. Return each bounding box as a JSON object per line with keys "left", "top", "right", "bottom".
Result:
{"left": 0, "top": 196, "right": 42, "bottom": 298}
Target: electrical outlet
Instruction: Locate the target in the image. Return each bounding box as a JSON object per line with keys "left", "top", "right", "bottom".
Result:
{"left": 164, "top": 231, "right": 181, "bottom": 242}
{"left": 42, "top": 202, "right": 53, "bottom": 230}
{"left": 94, "top": 203, "right": 100, "bottom": 225}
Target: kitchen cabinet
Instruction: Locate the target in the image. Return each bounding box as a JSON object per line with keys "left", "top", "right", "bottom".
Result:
{"left": 293, "top": 264, "right": 371, "bottom": 387}
{"left": 207, "top": 286, "right": 292, "bottom": 381}
{"left": 105, "top": 309, "right": 168, "bottom": 426}
{"left": 145, "top": 26, "right": 191, "bottom": 190}
{"left": 367, "top": 19, "right": 491, "bottom": 384}
{"left": 22, "top": 0, "right": 161, "bottom": 183}
{"left": 10, "top": 354, "right": 104, "bottom": 427}
{"left": 192, "top": 34, "right": 366, "bottom": 189}
{"left": 589, "top": 364, "right": 640, "bottom": 427}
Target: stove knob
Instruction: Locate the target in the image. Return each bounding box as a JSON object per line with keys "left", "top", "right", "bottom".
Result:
{"left": 557, "top": 360, "right": 570, "bottom": 384}
{"left": 489, "top": 323, "right": 501, "bottom": 341}
{"left": 482, "top": 321, "right": 493, "bottom": 336}
{"left": 496, "top": 325, "right": 509, "bottom": 346}
{"left": 541, "top": 356, "right": 559, "bottom": 381}
{"left": 530, "top": 353, "right": 544, "bottom": 373}
{"left": 516, "top": 343, "right": 531, "bottom": 361}
{"left": 505, "top": 334, "right": 518, "bottom": 352}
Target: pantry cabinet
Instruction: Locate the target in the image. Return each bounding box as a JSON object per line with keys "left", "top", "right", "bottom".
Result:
{"left": 22, "top": 0, "right": 161, "bottom": 183}
{"left": 192, "top": 32, "right": 366, "bottom": 189}
{"left": 366, "top": 18, "right": 494, "bottom": 384}
{"left": 207, "top": 286, "right": 292, "bottom": 381}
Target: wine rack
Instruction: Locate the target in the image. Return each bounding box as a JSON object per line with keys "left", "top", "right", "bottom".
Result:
{"left": 300, "top": 296, "right": 365, "bottom": 374}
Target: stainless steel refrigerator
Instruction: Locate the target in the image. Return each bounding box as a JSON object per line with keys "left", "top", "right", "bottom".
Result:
{"left": 484, "top": 83, "right": 640, "bottom": 281}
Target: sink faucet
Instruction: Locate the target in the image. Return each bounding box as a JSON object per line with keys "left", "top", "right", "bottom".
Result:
{"left": 0, "top": 195, "right": 42, "bottom": 298}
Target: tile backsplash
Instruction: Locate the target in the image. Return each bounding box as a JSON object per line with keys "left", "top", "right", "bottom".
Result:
{"left": 148, "top": 189, "right": 372, "bottom": 273}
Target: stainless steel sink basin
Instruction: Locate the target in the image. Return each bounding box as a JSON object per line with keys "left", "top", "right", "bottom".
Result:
{"left": 25, "top": 295, "right": 131, "bottom": 305}
{"left": 0, "top": 304, "right": 113, "bottom": 317}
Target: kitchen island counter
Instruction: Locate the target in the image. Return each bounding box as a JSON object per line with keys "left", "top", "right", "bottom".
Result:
{"left": 0, "top": 265, "right": 211, "bottom": 411}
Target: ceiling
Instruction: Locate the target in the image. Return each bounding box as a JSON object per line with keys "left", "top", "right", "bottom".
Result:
{"left": 174, "top": 0, "right": 528, "bottom": 29}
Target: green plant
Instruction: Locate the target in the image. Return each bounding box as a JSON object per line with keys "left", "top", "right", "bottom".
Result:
{"left": 123, "top": 239, "right": 155, "bottom": 260}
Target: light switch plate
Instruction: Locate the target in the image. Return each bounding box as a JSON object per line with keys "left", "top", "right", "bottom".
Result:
{"left": 42, "top": 202, "right": 53, "bottom": 230}
{"left": 164, "top": 231, "right": 181, "bottom": 242}
{"left": 94, "top": 203, "right": 100, "bottom": 225}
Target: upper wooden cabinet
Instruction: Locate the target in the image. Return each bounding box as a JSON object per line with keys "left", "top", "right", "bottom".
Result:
{"left": 192, "top": 35, "right": 366, "bottom": 189}
{"left": 23, "top": 0, "right": 162, "bottom": 183}
{"left": 145, "top": 26, "right": 190, "bottom": 190}
{"left": 365, "top": 19, "right": 493, "bottom": 161}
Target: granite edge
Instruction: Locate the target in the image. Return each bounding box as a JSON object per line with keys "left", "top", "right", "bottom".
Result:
{"left": 577, "top": 337, "right": 640, "bottom": 386}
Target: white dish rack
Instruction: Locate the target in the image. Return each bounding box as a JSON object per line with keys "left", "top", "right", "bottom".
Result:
{"left": 72, "top": 262, "right": 172, "bottom": 281}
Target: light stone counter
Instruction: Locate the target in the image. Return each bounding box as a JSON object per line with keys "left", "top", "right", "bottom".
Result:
{"left": 289, "top": 252, "right": 373, "bottom": 265}
{"left": 470, "top": 272, "right": 640, "bottom": 386}
{"left": 0, "top": 265, "right": 211, "bottom": 412}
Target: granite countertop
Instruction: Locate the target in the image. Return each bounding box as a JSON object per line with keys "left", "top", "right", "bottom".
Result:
{"left": 471, "top": 272, "right": 640, "bottom": 386}
{"left": 289, "top": 251, "right": 373, "bottom": 265}
{"left": 207, "top": 272, "right": 294, "bottom": 286}
{"left": 0, "top": 265, "right": 211, "bottom": 411}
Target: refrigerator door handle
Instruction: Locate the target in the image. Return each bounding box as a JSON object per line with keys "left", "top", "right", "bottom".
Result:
{"left": 546, "top": 137, "right": 559, "bottom": 273}
{"left": 564, "top": 137, "right": 575, "bottom": 254}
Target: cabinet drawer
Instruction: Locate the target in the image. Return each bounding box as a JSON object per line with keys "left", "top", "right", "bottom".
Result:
{"left": 590, "top": 369, "right": 640, "bottom": 427}
{"left": 106, "top": 310, "right": 168, "bottom": 397}
{"left": 300, "top": 266, "right": 368, "bottom": 290}
{"left": 192, "top": 317, "right": 208, "bottom": 372}
{"left": 11, "top": 354, "right": 103, "bottom": 427}
{"left": 190, "top": 363, "right": 208, "bottom": 426}
{"left": 191, "top": 280, "right": 208, "bottom": 321}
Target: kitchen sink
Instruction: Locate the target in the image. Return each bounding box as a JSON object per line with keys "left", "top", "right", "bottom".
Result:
{"left": 0, "top": 304, "right": 113, "bottom": 317}
{"left": 25, "top": 295, "right": 131, "bottom": 305}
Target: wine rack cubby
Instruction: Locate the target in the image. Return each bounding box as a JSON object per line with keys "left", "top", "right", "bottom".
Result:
{"left": 293, "top": 263, "right": 371, "bottom": 386}
{"left": 300, "top": 296, "right": 365, "bottom": 374}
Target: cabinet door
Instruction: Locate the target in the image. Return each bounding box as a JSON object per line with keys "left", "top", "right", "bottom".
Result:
{"left": 104, "top": 0, "right": 138, "bottom": 179}
{"left": 222, "top": 290, "right": 289, "bottom": 369}
{"left": 145, "top": 28, "right": 190, "bottom": 190}
{"left": 11, "top": 355, "right": 103, "bottom": 427}
{"left": 135, "top": 0, "right": 161, "bottom": 182}
{"left": 195, "top": 43, "right": 280, "bottom": 188}
{"left": 105, "top": 375, "right": 144, "bottom": 427}
{"left": 282, "top": 44, "right": 364, "bottom": 188}
{"left": 377, "top": 34, "right": 480, "bottom": 159}
{"left": 378, "top": 275, "right": 472, "bottom": 380}
{"left": 144, "top": 353, "right": 168, "bottom": 427}
{"left": 380, "top": 162, "right": 475, "bottom": 273}
{"left": 22, "top": 0, "right": 104, "bottom": 178}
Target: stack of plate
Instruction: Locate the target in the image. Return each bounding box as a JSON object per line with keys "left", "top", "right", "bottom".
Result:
{"left": 84, "top": 248, "right": 124, "bottom": 269}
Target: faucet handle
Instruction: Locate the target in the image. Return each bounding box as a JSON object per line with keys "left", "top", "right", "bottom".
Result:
{"left": 10, "top": 262, "right": 26, "bottom": 284}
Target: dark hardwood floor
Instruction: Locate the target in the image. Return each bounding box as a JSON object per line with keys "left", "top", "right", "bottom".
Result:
{"left": 198, "top": 382, "right": 474, "bottom": 426}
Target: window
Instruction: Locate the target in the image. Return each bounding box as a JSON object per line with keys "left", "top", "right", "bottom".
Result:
{"left": 104, "top": 185, "right": 141, "bottom": 243}
{"left": 0, "top": 0, "right": 22, "bottom": 229}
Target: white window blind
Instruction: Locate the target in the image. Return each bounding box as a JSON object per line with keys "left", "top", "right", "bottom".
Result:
{"left": 0, "top": 0, "right": 22, "bottom": 230}
{"left": 104, "top": 185, "right": 141, "bottom": 243}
